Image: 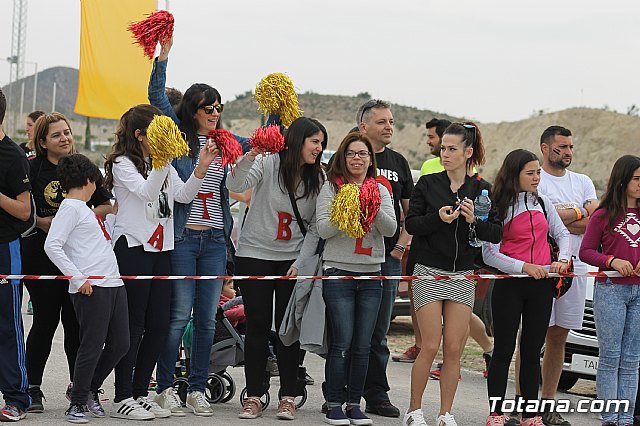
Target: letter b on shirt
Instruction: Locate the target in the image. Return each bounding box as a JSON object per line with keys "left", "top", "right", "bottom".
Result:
{"left": 276, "top": 211, "right": 293, "bottom": 241}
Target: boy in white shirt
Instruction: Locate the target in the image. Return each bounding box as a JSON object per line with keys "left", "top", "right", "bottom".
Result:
{"left": 44, "top": 154, "right": 131, "bottom": 424}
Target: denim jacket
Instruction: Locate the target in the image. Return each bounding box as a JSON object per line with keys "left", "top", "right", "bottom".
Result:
{"left": 148, "top": 58, "right": 251, "bottom": 244}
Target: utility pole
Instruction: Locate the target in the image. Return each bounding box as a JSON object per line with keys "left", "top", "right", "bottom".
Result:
{"left": 7, "top": 0, "right": 28, "bottom": 136}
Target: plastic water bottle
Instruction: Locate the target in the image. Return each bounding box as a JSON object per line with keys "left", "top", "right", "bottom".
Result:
{"left": 469, "top": 189, "right": 491, "bottom": 247}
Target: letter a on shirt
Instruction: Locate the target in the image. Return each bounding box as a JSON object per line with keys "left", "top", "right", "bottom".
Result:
{"left": 276, "top": 211, "right": 293, "bottom": 241}
{"left": 148, "top": 223, "right": 165, "bottom": 250}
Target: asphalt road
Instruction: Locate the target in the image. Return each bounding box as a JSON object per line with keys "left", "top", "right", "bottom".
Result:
{"left": 6, "top": 310, "right": 602, "bottom": 425}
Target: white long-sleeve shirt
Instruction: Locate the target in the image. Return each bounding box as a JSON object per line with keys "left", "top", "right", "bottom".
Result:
{"left": 111, "top": 156, "right": 203, "bottom": 252}
{"left": 44, "top": 199, "right": 122, "bottom": 293}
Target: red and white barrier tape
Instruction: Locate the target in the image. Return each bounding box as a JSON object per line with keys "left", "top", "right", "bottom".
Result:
{"left": 0, "top": 271, "right": 626, "bottom": 281}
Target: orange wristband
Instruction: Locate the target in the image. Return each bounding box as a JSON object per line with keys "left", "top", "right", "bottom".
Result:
{"left": 573, "top": 207, "right": 583, "bottom": 221}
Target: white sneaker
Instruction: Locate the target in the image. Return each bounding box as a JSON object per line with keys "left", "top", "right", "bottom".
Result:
{"left": 186, "top": 391, "right": 213, "bottom": 417}
{"left": 110, "top": 397, "right": 155, "bottom": 420}
{"left": 436, "top": 412, "right": 458, "bottom": 426}
{"left": 154, "top": 387, "right": 188, "bottom": 417}
{"left": 404, "top": 409, "right": 428, "bottom": 426}
{"left": 136, "top": 396, "right": 171, "bottom": 418}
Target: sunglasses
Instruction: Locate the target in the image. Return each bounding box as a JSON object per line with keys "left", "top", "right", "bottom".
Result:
{"left": 456, "top": 122, "right": 476, "bottom": 146}
{"left": 359, "top": 99, "right": 384, "bottom": 123}
{"left": 200, "top": 104, "right": 224, "bottom": 114}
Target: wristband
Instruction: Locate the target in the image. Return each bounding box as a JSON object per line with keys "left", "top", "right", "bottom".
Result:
{"left": 580, "top": 207, "right": 587, "bottom": 218}
{"left": 606, "top": 256, "right": 617, "bottom": 269}
{"left": 573, "top": 207, "right": 583, "bottom": 221}
{"left": 393, "top": 244, "right": 405, "bottom": 253}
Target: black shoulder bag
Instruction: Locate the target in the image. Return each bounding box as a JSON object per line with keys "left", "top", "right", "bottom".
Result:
{"left": 288, "top": 192, "right": 325, "bottom": 255}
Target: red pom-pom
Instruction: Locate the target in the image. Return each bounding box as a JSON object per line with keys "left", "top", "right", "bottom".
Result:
{"left": 128, "top": 10, "right": 175, "bottom": 60}
{"left": 250, "top": 124, "right": 285, "bottom": 153}
{"left": 207, "top": 129, "right": 243, "bottom": 168}
{"left": 359, "top": 177, "right": 381, "bottom": 234}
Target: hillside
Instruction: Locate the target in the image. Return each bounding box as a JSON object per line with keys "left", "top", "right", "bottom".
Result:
{"left": 3, "top": 67, "right": 638, "bottom": 189}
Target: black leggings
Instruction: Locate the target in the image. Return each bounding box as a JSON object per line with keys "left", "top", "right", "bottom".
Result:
{"left": 24, "top": 251, "right": 79, "bottom": 386}
{"left": 487, "top": 277, "right": 554, "bottom": 418}
{"left": 235, "top": 256, "right": 299, "bottom": 397}
{"left": 111, "top": 236, "right": 172, "bottom": 402}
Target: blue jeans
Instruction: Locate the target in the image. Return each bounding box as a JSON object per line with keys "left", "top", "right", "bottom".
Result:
{"left": 363, "top": 254, "right": 400, "bottom": 404}
{"left": 594, "top": 280, "right": 640, "bottom": 425}
{"left": 156, "top": 228, "right": 226, "bottom": 393}
{"left": 324, "top": 268, "right": 382, "bottom": 407}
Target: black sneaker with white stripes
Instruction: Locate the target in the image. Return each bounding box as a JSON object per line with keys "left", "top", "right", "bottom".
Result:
{"left": 110, "top": 397, "right": 155, "bottom": 420}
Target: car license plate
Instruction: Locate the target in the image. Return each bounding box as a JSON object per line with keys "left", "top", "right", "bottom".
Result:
{"left": 571, "top": 354, "right": 598, "bottom": 375}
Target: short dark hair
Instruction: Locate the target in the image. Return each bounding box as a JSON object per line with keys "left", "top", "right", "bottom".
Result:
{"left": 28, "top": 110, "right": 45, "bottom": 122}
{"left": 540, "top": 125, "right": 572, "bottom": 145}
{"left": 355, "top": 99, "right": 391, "bottom": 126}
{"left": 0, "top": 88, "right": 6, "bottom": 125}
{"left": 426, "top": 118, "right": 452, "bottom": 139}
{"left": 57, "top": 153, "right": 101, "bottom": 192}
{"left": 165, "top": 87, "right": 183, "bottom": 112}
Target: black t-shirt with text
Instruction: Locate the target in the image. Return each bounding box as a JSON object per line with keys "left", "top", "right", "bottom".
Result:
{"left": 0, "top": 135, "right": 32, "bottom": 243}
{"left": 374, "top": 148, "right": 414, "bottom": 253}
{"left": 22, "top": 155, "right": 112, "bottom": 256}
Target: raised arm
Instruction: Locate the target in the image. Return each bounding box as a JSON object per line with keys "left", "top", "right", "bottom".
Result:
{"left": 148, "top": 37, "right": 180, "bottom": 123}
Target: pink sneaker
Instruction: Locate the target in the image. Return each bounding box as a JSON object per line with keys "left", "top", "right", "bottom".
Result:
{"left": 486, "top": 414, "right": 506, "bottom": 426}
{"left": 520, "top": 416, "right": 544, "bottom": 426}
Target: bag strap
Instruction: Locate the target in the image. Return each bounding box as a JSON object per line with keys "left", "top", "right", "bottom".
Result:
{"left": 288, "top": 192, "right": 307, "bottom": 236}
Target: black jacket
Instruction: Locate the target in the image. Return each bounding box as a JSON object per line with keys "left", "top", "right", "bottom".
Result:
{"left": 405, "top": 171, "right": 502, "bottom": 272}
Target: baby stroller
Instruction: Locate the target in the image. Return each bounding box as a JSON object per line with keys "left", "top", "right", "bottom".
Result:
{"left": 173, "top": 305, "right": 244, "bottom": 405}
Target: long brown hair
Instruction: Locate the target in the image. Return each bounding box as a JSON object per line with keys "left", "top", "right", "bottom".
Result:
{"left": 104, "top": 104, "right": 163, "bottom": 190}
{"left": 443, "top": 121, "right": 485, "bottom": 170}
{"left": 597, "top": 154, "right": 640, "bottom": 232}
{"left": 327, "top": 132, "right": 377, "bottom": 190}
{"left": 492, "top": 149, "right": 540, "bottom": 222}
{"left": 277, "top": 117, "right": 327, "bottom": 199}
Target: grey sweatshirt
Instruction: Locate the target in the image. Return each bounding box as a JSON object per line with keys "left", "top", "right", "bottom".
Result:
{"left": 226, "top": 154, "right": 321, "bottom": 269}
{"left": 316, "top": 180, "right": 397, "bottom": 273}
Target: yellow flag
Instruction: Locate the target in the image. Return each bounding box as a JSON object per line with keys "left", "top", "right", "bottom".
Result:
{"left": 75, "top": 0, "right": 156, "bottom": 120}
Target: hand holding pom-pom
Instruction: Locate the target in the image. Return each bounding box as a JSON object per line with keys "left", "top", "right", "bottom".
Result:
{"left": 146, "top": 115, "right": 190, "bottom": 169}
{"left": 250, "top": 124, "right": 285, "bottom": 154}
{"left": 255, "top": 73, "right": 302, "bottom": 127}
{"left": 128, "top": 10, "right": 175, "bottom": 60}
{"left": 206, "top": 129, "right": 243, "bottom": 168}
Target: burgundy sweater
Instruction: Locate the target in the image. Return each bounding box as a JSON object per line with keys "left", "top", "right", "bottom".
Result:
{"left": 579, "top": 207, "right": 640, "bottom": 284}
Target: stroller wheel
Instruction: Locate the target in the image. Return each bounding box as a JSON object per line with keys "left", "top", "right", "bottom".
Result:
{"left": 205, "top": 374, "right": 225, "bottom": 404}
{"left": 219, "top": 372, "right": 236, "bottom": 403}
{"left": 240, "top": 387, "right": 270, "bottom": 410}
{"left": 172, "top": 376, "right": 189, "bottom": 404}
{"left": 278, "top": 387, "right": 308, "bottom": 409}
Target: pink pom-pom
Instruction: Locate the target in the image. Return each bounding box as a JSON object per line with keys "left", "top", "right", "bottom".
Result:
{"left": 250, "top": 124, "right": 285, "bottom": 153}
{"left": 128, "top": 10, "right": 175, "bottom": 60}
{"left": 207, "top": 129, "right": 243, "bottom": 168}
{"left": 359, "top": 177, "right": 381, "bottom": 234}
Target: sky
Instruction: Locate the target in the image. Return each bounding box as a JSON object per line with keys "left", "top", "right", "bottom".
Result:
{"left": 1, "top": 0, "right": 639, "bottom": 123}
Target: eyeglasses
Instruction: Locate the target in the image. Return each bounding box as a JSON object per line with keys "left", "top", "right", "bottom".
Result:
{"left": 359, "top": 99, "right": 384, "bottom": 123}
{"left": 457, "top": 122, "right": 476, "bottom": 146}
{"left": 200, "top": 104, "right": 224, "bottom": 114}
{"left": 345, "top": 150, "right": 371, "bottom": 158}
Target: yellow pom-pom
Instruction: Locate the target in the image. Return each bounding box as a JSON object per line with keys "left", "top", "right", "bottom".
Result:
{"left": 255, "top": 73, "right": 302, "bottom": 127}
{"left": 146, "top": 115, "right": 190, "bottom": 169}
{"left": 329, "top": 183, "right": 365, "bottom": 239}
